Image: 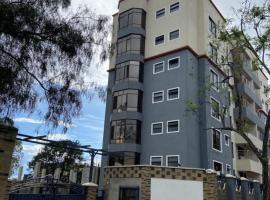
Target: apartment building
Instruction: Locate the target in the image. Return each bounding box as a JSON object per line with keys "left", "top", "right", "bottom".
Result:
{"left": 101, "top": 0, "right": 269, "bottom": 182}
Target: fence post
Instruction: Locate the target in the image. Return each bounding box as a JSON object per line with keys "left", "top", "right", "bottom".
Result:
{"left": 83, "top": 183, "right": 98, "bottom": 200}
{"left": 253, "top": 180, "right": 261, "bottom": 200}
{"left": 225, "top": 175, "right": 236, "bottom": 200}
{"left": 241, "top": 177, "right": 249, "bottom": 200}
{"left": 0, "top": 123, "right": 18, "bottom": 200}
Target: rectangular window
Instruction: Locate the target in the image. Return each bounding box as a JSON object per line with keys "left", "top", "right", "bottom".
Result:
{"left": 109, "top": 152, "right": 140, "bottom": 166}
{"left": 150, "top": 156, "right": 163, "bottom": 166}
{"left": 210, "top": 69, "right": 219, "bottom": 91}
{"left": 166, "top": 155, "right": 180, "bottom": 167}
{"left": 155, "top": 35, "right": 165, "bottom": 45}
{"left": 156, "top": 8, "right": 165, "bottom": 19}
{"left": 213, "top": 161, "right": 223, "bottom": 173}
{"left": 119, "top": 187, "right": 139, "bottom": 200}
{"left": 209, "top": 17, "right": 217, "bottom": 38}
{"left": 210, "top": 43, "right": 218, "bottom": 63}
{"left": 212, "top": 129, "right": 222, "bottom": 152}
{"left": 167, "top": 120, "right": 180, "bottom": 133}
{"left": 151, "top": 122, "right": 163, "bottom": 135}
{"left": 170, "top": 2, "right": 180, "bottom": 13}
{"left": 169, "top": 30, "right": 179, "bottom": 40}
{"left": 153, "top": 62, "right": 164, "bottom": 74}
{"left": 226, "top": 164, "right": 232, "bottom": 175}
{"left": 117, "top": 34, "right": 145, "bottom": 56}
{"left": 152, "top": 91, "right": 164, "bottom": 103}
{"left": 211, "top": 97, "right": 220, "bottom": 120}
{"left": 115, "top": 61, "right": 143, "bottom": 83}
{"left": 225, "top": 135, "right": 230, "bottom": 146}
{"left": 119, "top": 9, "right": 146, "bottom": 29}
{"left": 168, "top": 57, "right": 180, "bottom": 70}
{"left": 167, "top": 87, "right": 180, "bottom": 100}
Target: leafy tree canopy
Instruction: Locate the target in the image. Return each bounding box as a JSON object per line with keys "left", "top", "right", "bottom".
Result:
{"left": 0, "top": 0, "right": 110, "bottom": 131}
{"left": 28, "top": 140, "right": 84, "bottom": 175}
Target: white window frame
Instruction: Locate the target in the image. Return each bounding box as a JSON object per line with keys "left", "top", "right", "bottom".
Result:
{"left": 151, "top": 122, "right": 163, "bottom": 135}
{"left": 166, "top": 155, "right": 180, "bottom": 167}
{"left": 152, "top": 90, "right": 164, "bottom": 103}
{"left": 212, "top": 128, "right": 222, "bottom": 153}
{"left": 150, "top": 156, "right": 163, "bottom": 166}
{"left": 154, "top": 35, "right": 165, "bottom": 46}
{"left": 210, "top": 69, "right": 219, "bottom": 91}
{"left": 168, "top": 57, "right": 180, "bottom": 70}
{"left": 167, "top": 87, "right": 180, "bottom": 101}
{"left": 156, "top": 8, "right": 166, "bottom": 19}
{"left": 224, "top": 134, "right": 230, "bottom": 146}
{"left": 169, "top": 2, "right": 180, "bottom": 13}
{"left": 153, "top": 61, "right": 165, "bottom": 75}
{"left": 169, "top": 29, "right": 180, "bottom": 40}
{"left": 210, "top": 96, "right": 221, "bottom": 121}
{"left": 213, "top": 160, "right": 223, "bottom": 173}
{"left": 226, "top": 164, "right": 232, "bottom": 175}
{"left": 167, "top": 120, "right": 180, "bottom": 133}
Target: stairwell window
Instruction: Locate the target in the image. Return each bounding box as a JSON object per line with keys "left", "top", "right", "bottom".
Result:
{"left": 210, "top": 43, "right": 218, "bottom": 63}
{"left": 212, "top": 129, "right": 222, "bottom": 152}
{"left": 225, "top": 135, "right": 230, "bottom": 146}
{"left": 152, "top": 91, "right": 164, "bottom": 103}
{"left": 211, "top": 97, "right": 220, "bottom": 121}
{"left": 119, "top": 187, "right": 139, "bottom": 200}
{"left": 153, "top": 62, "right": 164, "bottom": 74}
{"left": 156, "top": 8, "right": 165, "bottom": 19}
{"left": 167, "top": 120, "right": 180, "bottom": 133}
{"left": 170, "top": 2, "right": 180, "bottom": 13}
{"left": 169, "top": 30, "right": 180, "bottom": 40}
{"left": 155, "top": 35, "right": 165, "bottom": 45}
{"left": 226, "top": 164, "right": 232, "bottom": 174}
{"left": 151, "top": 122, "right": 163, "bottom": 135}
{"left": 166, "top": 155, "right": 180, "bottom": 167}
{"left": 210, "top": 69, "right": 219, "bottom": 91}
{"left": 150, "top": 156, "right": 163, "bottom": 166}
{"left": 167, "top": 87, "right": 180, "bottom": 100}
{"left": 168, "top": 57, "right": 180, "bottom": 70}
{"left": 209, "top": 17, "right": 217, "bottom": 38}
{"left": 213, "top": 160, "right": 223, "bottom": 173}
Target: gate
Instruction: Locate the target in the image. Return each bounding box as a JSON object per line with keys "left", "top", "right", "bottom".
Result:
{"left": 9, "top": 194, "right": 85, "bottom": 200}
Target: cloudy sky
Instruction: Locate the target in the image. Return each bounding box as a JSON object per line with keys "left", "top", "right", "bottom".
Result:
{"left": 14, "top": 0, "right": 244, "bottom": 177}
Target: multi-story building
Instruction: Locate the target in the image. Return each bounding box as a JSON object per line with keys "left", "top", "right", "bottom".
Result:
{"left": 101, "top": 0, "right": 269, "bottom": 183}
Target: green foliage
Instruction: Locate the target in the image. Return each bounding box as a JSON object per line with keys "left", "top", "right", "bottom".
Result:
{"left": 0, "top": 0, "right": 110, "bottom": 131}
{"left": 28, "top": 140, "right": 84, "bottom": 175}
{"left": 186, "top": 101, "right": 199, "bottom": 112}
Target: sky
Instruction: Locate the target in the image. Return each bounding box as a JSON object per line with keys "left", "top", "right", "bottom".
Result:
{"left": 13, "top": 0, "right": 244, "bottom": 177}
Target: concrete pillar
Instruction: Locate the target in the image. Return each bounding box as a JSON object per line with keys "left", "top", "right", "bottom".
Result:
{"left": 0, "top": 123, "right": 18, "bottom": 200}
{"left": 225, "top": 175, "right": 236, "bottom": 200}
{"left": 72, "top": 171, "right": 77, "bottom": 183}
{"left": 54, "top": 168, "right": 61, "bottom": 180}
{"left": 240, "top": 177, "right": 249, "bottom": 200}
{"left": 81, "top": 167, "right": 90, "bottom": 184}
{"left": 33, "top": 162, "right": 41, "bottom": 179}
{"left": 83, "top": 183, "right": 98, "bottom": 200}
{"left": 253, "top": 180, "right": 262, "bottom": 200}
{"left": 41, "top": 169, "right": 46, "bottom": 178}
{"left": 17, "top": 166, "right": 23, "bottom": 181}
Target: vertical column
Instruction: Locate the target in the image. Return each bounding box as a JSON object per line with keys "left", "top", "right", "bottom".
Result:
{"left": 240, "top": 177, "right": 249, "bottom": 200}
{"left": 253, "top": 180, "right": 262, "bottom": 200}
{"left": 225, "top": 175, "right": 236, "bottom": 200}
{"left": 83, "top": 183, "right": 98, "bottom": 200}
{"left": 33, "top": 162, "right": 41, "bottom": 179}
{"left": 0, "top": 124, "right": 18, "bottom": 200}
{"left": 17, "top": 166, "right": 23, "bottom": 181}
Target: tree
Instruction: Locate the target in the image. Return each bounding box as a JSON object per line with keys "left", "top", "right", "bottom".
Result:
{"left": 28, "top": 140, "right": 84, "bottom": 175}
{"left": 0, "top": 0, "right": 110, "bottom": 131}
{"left": 211, "top": 1, "right": 270, "bottom": 199}
{"left": 10, "top": 141, "right": 23, "bottom": 177}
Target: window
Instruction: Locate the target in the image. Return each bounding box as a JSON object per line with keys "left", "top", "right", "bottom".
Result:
{"left": 109, "top": 152, "right": 140, "bottom": 166}
{"left": 231, "top": 142, "right": 234, "bottom": 158}
{"left": 155, "top": 35, "right": 165, "bottom": 45}
{"left": 169, "top": 30, "right": 179, "bottom": 40}
{"left": 211, "top": 97, "right": 220, "bottom": 120}
{"left": 151, "top": 122, "right": 163, "bottom": 135}
{"left": 115, "top": 61, "right": 144, "bottom": 83}
{"left": 119, "top": 187, "right": 139, "bottom": 200}
{"left": 213, "top": 161, "right": 223, "bottom": 173}
{"left": 110, "top": 120, "right": 141, "bottom": 144}
{"left": 170, "top": 2, "right": 180, "bottom": 13}
{"left": 119, "top": 9, "right": 146, "bottom": 30}
{"left": 113, "top": 90, "right": 143, "bottom": 112}
{"left": 167, "top": 87, "right": 180, "bottom": 100}
{"left": 210, "top": 43, "right": 218, "bottom": 63}
{"left": 212, "top": 129, "right": 222, "bottom": 152}
{"left": 167, "top": 120, "right": 180, "bottom": 133}
{"left": 153, "top": 62, "right": 164, "bottom": 74}
{"left": 168, "top": 57, "right": 180, "bottom": 70}
{"left": 156, "top": 8, "right": 165, "bottom": 19}
{"left": 152, "top": 91, "right": 164, "bottom": 103}
{"left": 209, "top": 17, "right": 217, "bottom": 38}
{"left": 210, "top": 69, "right": 219, "bottom": 90}
{"left": 117, "top": 34, "right": 145, "bottom": 56}
{"left": 226, "top": 164, "right": 232, "bottom": 175}
{"left": 225, "top": 135, "right": 230, "bottom": 146}
{"left": 150, "top": 156, "right": 163, "bottom": 166}
{"left": 166, "top": 155, "right": 180, "bottom": 167}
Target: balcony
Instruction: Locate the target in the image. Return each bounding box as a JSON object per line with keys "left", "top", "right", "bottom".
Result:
{"left": 235, "top": 133, "right": 263, "bottom": 150}
{"left": 237, "top": 83, "right": 262, "bottom": 108}
{"left": 237, "top": 150, "right": 262, "bottom": 175}
{"left": 243, "top": 65, "right": 260, "bottom": 88}
{"left": 234, "top": 107, "right": 265, "bottom": 130}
